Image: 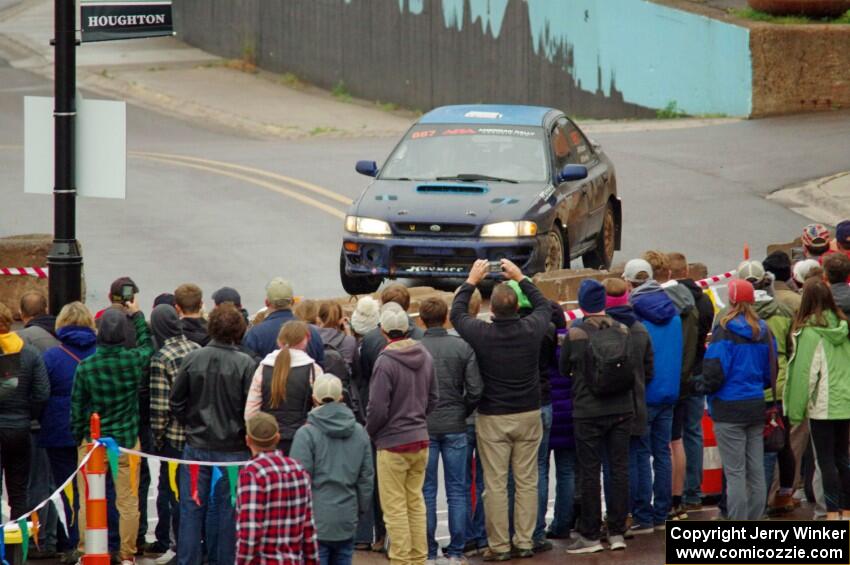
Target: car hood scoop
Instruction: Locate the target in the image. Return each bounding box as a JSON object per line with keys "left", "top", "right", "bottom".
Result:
{"left": 416, "top": 183, "right": 489, "bottom": 194}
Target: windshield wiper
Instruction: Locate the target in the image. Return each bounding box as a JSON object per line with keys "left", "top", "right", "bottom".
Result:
{"left": 436, "top": 174, "right": 518, "bottom": 184}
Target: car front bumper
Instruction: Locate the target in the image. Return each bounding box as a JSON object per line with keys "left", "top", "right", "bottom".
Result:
{"left": 342, "top": 234, "right": 547, "bottom": 279}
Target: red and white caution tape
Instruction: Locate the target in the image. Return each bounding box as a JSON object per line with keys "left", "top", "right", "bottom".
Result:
{"left": 562, "top": 269, "right": 737, "bottom": 322}
{"left": 0, "top": 267, "right": 48, "bottom": 279}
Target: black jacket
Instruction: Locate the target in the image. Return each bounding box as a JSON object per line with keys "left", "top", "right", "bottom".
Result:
{"left": 171, "top": 341, "right": 257, "bottom": 452}
{"left": 560, "top": 315, "right": 637, "bottom": 420}
{"left": 181, "top": 317, "right": 211, "bottom": 347}
{"left": 679, "top": 279, "right": 714, "bottom": 378}
{"left": 260, "top": 363, "right": 315, "bottom": 444}
{"left": 450, "top": 279, "right": 549, "bottom": 416}
{"left": 420, "top": 327, "right": 483, "bottom": 435}
{"left": 0, "top": 344, "right": 50, "bottom": 429}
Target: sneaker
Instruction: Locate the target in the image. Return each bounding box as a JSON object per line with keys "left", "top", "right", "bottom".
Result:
{"left": 655, "top": 523, "right": 667, "bottom": 531}
{"left": 565, "top": 535, "right": 604, "bottom": 554}
{"left": 120, "top": 559, "right": 135, "bottom": 565}
{"left": 609, "top": 535, "right": 626, "bottom": 551}
{"left": 481, "top": 549, "right": 511, "bottom": 562}
{"left": 371, "top": 538, "right": 387, "bottom": 553}
{"left": 668, "top": 506, "right": 688, "bottom": 521}
{"left": 155, "top": 550, "right": 176, "bottom": 565}
{"left": 629, "top": 524, "right": 655, "bottom": 535}
{"left": 447, "top": 558, "right": 469, "bottom": 565}
{"left": 60, "top": 550, "right": 83, "bottom": 564}
{"left": 533, "top": 539, "right": 553, "bottom": 553}
{"left": 682, "top": 501, "right": 703, "bottom": 512}
{"left": 140, "top": 542, "right": 169, "bottom": 556}
{"left": 545, "top": 529, "right": 569, "bottom": 540}
{"left": 28, "top": 548, "right": 58, "bottom": 560}
{"left": 354, "top": 542, "right": 372, "bottom": 551}
{"left": 511, "top": 546, "right": 534, "bottom": 558}
{"left": 462, "top": 543, "right": 480, "bottom": 558}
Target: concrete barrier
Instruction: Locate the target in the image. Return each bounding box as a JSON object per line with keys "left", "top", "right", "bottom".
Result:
{"left": 0, "top": 234, "right": 51, "bottom": 318}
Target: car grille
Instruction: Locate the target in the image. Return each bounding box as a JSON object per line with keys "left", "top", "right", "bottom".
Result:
{"left": 393, "top": 223, "right": 477, "bottom": 236}
{"left": 392, "top": 247, "right": 477, "bottom": 270}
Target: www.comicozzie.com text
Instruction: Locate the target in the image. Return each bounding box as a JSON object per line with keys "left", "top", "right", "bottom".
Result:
{"left": 669, "top": 524, "right": 847, "bottom": 544}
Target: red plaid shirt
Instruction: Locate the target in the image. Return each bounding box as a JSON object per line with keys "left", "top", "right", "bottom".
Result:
{"left": 236, "top": 451, "right": 318, "bottom": 565}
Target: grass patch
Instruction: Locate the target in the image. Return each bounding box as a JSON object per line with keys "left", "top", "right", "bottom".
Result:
{"left": 309, "top": 126, "right": 340, "bottom": 136}
{"left": 730, "top": 7, "right": 850, "bottom": 24}
{"left": 332, "top": 80, "right": 353, "bottom": 103}
{"left": 279, "top": 72, "right": 306, "bottom": 89}
{"left": 656, "top": 100, "right": 688, "bottom": 119}
{"left": 376, "top": 100, "right": 399, "bottom": 112}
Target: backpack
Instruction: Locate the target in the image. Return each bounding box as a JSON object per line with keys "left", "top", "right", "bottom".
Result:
{"left": 0, "top": 352, "right": 21, "bottom": 402}
{"left": 322, "top": 338, "right": 366, "bottom": 422}
{"left": 581, "top": 319, "right": 634, "bottom": 397}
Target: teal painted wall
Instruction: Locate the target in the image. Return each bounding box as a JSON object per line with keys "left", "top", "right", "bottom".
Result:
{"left": 353, "top": 0, "right": 753, "bottom": 116}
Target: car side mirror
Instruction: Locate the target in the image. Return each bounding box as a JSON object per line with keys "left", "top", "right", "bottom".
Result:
{"left": 557, "top": 164, "right": 588, "bottom": 184}
{"left": 356, "top": 160, "right": 379, "bottom": 177}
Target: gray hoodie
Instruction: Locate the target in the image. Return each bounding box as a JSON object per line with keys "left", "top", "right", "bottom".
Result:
{"left": 833, "top": 283, "right": 850, "bottom": 319}
{"left": 289, "top": 402, "right": 374, "bottom": 542}
{"left": 366, "top": 339, "right": 438, "bottom": 449}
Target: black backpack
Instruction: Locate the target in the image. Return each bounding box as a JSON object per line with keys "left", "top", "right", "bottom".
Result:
{"left": 322, "top": 338, "right": 366, "bottom": 422}
{"left": 581, "top": 319, "right": 634, "bottom": 397}
{"left": 0, "top": 352, "right": 20, "bottom": 402}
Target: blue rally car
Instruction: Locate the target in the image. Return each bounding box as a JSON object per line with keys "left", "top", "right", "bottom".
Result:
{"left": 340, "top": 104, "right": 622, "bottom": 294}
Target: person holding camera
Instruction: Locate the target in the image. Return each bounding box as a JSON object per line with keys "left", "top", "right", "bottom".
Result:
{"left": 450, "top": 259, "right": 550, "bottom": 561}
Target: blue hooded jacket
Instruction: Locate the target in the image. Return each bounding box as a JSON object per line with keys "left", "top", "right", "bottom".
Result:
{"left": 631, "top": 282, "right": 682, "bottom": 406}
{"left": 40, "top": 325, "right": 97, "bottom": 448}
{"left": 698, "top": 315, "right": 773, "bottom": 423}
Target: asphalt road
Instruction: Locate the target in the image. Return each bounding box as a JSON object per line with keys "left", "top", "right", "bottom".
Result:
{"left": 3, "top": 59, "right": 850, "bottom": 312}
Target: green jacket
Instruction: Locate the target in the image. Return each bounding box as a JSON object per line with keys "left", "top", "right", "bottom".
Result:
{"left": 71, "top": 313, "right": 154, "bottom": 447}
{"left": 784, "top": 311, "right": 850, "bottom": 425}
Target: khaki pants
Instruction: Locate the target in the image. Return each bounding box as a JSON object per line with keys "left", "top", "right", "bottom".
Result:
{"left": 377, "top": 448, "right": 428, "bottom": 565}
{"left": 77, "top": 441, "right": 141, "bottom": 559}
{"left": 476, "top": 410, "right": 542, "bottom": 553}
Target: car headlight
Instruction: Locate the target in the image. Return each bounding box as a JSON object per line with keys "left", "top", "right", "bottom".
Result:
{"left": 345, "top": 216, "right": 392, "bottom": 236}
{"left": 480, "top": 221, "right": 538, "bottom": 238}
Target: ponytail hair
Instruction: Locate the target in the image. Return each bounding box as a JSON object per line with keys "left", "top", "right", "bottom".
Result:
{"left": 720, "top": 301, "right": 761, "bottom": 340}
{"left": 269, "top": 321, "right": 310, "bottom": 408}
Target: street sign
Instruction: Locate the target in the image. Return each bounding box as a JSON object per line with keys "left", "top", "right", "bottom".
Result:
{"left": 25, "top": 94, "right": 127, "bottom": 199}
{"left": 80, "top": 1, "right": 172, "bottom": 43}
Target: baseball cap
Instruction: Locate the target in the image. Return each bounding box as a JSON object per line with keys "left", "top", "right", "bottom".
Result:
{"left": 727, "top": 279, "right": 755, "bottom": 305}
{"left": 836, "top": 220, "right": 850, "bottom": 247}
{"left": 379, "top": 302, "right": 409, "bottom": 335}
{"left": 793, "top": 259, "right": 821, "bottom": 285}
{"left": 313, "top": 374, "right": 343, "bottom": 405}
{"left": 736, "top": 260, "right": 766, "bottom": 284}
{"left": 212, "top": 286, "right": 242, "bottom": 307}
{"left": 505, "top": 280, "right": 532, "bottom": 310}
{"left": 266, "top": 278, "right": 294, "bottom": 307}
{"left": 110, "top": 276, "right": 139, "bottom": 302}
{"left": 246, "top": 413, "right": 280, "bottom": 450}
{"left": 801, "top": 223, "right": 831, "bottom": 250}
{"left": 623, "top": 259, "right": 653, "bottom": 283}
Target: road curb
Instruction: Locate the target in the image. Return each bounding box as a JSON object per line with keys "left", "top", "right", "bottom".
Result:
{"left": 767, "top": 172, "right": 850, "bottom": 227}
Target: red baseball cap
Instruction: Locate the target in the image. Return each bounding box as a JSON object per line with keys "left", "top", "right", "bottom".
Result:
{"left": 728, "top": 279, "right": 755, "bottom": 305}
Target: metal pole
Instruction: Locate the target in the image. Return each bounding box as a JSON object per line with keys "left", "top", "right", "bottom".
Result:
{"left": 48, "top": 0, "right": 82, "bottom": 315}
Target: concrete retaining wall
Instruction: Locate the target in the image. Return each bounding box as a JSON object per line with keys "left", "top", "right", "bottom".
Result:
{"left": 750, "top": 25, "right": 850, "bottom": 116}
{"left": 172, "top": 0, "right": 753, "bottom": 118}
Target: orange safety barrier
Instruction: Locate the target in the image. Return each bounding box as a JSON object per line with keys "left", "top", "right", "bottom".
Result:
{"left": 700, "top": 409, "right": 722, "bottom": 496}
{"left": 83, "top": 414, "right": 110, "bottom": 565}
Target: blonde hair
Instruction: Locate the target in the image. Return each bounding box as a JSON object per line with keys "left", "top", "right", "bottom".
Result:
{"left": 270, "top": 321, "right": 310, "bottom": 409}
{"left": 56, "top": 302, "right": 95, "bottom": 331}
{"left": 643, "top": 250, "right": 671, "bottom": 282}
{"left": 720, "top": 302, "right": 761, "bottom": 340}
{"left": 0, "top": 303, "right": 13, "bottom": 332}
{"left": 294, "top": 299, "right": 319, "bottom": 324}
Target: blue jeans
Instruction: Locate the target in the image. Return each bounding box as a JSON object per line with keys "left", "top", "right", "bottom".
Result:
{"left": 318, "top": 539, "right": 354, "bottom": 565}
{"left": 533, "top": 404, "right": 552, "bottom": 542}
{"left": 547, "top": 448, "right": 576, "bottom": 536}
{"left": 465, "top": 424, "right": 487, "bottom": 549}
{"left": 630, "top": 404, "right": 673, "bottom": 526}
{"left": 177, "top": 446, "right": 249, "bottom": 565}
{"left": 28, "top": 438, "right": 57, "bottom": 550}
{"left": 155, "top": 442, "right": 182, "bottom": 549}
{"left": 682, "top": 395, "right": 705, "bottom": 505}
{"left": 424, "top": 432, "right": 467, "bottom": 558}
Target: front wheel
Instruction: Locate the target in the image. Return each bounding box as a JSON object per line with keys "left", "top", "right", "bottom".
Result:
{"left": 542, "top": 227, "right": 567, "bottom": 273}
{"left": 339, "top": 251, "right": 382, "bottom": 295}
{"left": 582, "top": 203, "right": 616, "bottom": 270}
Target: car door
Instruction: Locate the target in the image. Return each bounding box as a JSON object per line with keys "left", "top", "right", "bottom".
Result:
{"left": 563, "top": 119, "right": 607, "bottom": 247}
{"left": 549, "top": 118, "right": 591, "bottom": 254}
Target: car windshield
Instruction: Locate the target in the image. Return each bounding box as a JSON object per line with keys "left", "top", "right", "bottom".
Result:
{"left": 379, "top": 124, "right": 548, "bottom": 183}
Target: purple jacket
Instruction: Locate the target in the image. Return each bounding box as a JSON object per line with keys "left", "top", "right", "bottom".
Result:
{"left": 549, "top": 328, "right": 574, "bottom": 450}
{"left": 366, "top": 339, "right": 438, "bottom": 450}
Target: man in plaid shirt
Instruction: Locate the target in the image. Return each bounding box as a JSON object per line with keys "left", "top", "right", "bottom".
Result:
{"left": 237, "top": 413, "right": 318, "bottom": 565}
{"left": 71, "top": 299, "right": 154, "bottom": 564}
{"left": 149, "top": 304, "right": 200, "bottom": 561}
